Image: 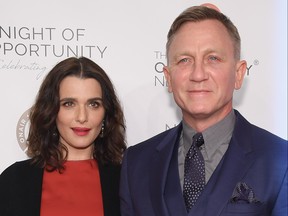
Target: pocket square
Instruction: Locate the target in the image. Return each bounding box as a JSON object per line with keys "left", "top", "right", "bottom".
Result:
{"left": 230, "top": 182, "right": 260, "bottom": 204}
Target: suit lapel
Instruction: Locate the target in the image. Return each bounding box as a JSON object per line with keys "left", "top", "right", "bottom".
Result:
{"left": 98, "top": 162, "right": 121, "bottom": 216}
{"left": 149, "top": 124, "right": 187, "bottom": 216}
{"left": 190, "top": 111, "right": 256, "bottom": 216}
{"left": 22, "top": 162, "right": 43, "bottom": 216}
{"left": 163, "top": 132, "right": 188, "bottom": 216}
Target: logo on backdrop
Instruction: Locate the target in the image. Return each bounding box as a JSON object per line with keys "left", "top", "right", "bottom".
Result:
{"left": 16, "top": 108, "right": 31, "bottom": 153}
{"left": 0, "top": 26, "right": 108, "bottom": 79}
{"left": 154, "top": 51, "right": 167, "bottom": 88}
{"left": 0, "top": 26, "right": 107, "bottom": 58}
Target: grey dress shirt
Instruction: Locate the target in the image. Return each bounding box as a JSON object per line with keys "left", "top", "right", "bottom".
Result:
{"left": 178, "top": 110, "right": 236, "bottom": 189}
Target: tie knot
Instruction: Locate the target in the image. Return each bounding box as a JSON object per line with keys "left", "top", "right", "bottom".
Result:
{"left": 193, "top": 133, "right": 204, "bottom": 147}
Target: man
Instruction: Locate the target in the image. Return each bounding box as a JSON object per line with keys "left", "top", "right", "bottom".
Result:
{"left": 120, "top": 4, "right": 287, "bottom": 216}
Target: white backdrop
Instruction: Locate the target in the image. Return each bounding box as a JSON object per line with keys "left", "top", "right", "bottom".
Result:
{"left": 0, "top": 0, "right": 287, "bottom": 173}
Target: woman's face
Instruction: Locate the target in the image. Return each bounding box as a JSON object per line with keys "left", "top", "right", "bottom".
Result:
{"left": 56, "top": 76, "right": 105, "bottom": 160}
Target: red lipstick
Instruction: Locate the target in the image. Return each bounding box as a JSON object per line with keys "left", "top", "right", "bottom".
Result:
{"left": 72, "top": 127, "right": 90, "bottom": 136}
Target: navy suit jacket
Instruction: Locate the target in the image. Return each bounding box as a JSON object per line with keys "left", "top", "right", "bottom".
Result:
{"left": 120, "top": 110, "right": 287, "bottom": 216}
{"left": 0, "top": 159, "right": 121, "bottom": 216}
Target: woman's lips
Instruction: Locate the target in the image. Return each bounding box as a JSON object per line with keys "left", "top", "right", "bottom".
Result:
{"left": 72, "top": 127, "right": 91, "bottom": 136}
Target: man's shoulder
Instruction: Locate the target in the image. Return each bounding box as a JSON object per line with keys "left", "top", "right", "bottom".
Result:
{"left": 234, "top": 110, "right": 287, "bottom": 152}
{"left": 251, "top": 124, "right": 286, "bottom": 143}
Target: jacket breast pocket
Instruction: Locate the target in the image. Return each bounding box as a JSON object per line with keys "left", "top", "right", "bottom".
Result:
{"left": 222, "top": 203, "right": 268, "bottom": 216}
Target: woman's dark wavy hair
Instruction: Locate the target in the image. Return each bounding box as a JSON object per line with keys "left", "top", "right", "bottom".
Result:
{"left": 27, "top": 57, "right": 126, "bottom": 171}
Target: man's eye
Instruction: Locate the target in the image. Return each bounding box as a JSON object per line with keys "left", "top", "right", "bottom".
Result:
{"left": 179, "top": 58, "right": 189, "bottom": 63}
{"left": 209, "top": 56, "right": 219, "bottom": 61}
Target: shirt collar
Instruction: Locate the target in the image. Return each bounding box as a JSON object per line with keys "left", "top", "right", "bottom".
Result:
{"left": 182, "top": 110, "right": 236, "bottom": 159}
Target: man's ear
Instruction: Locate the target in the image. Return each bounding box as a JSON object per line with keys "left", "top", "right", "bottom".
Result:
{"left": 235, "top": 60, "right": 247, "bottom": 90}
{"left": 163, "top": 66, "right": 173, "bottom": 92}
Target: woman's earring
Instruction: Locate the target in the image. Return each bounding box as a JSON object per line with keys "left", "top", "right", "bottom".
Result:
{"left": 52, "top": 129, "right": 58, "bottom": 137}
{"left": 100, "top": 121, "right": 105, "bottom": 138}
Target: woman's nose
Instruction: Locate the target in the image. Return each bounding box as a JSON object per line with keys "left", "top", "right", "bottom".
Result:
{"left": 76, "top": 106, "right": 88, "bottom": 123}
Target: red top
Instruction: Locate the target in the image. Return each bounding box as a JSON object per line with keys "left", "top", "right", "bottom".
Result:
{"left": 40, "top": 159, "right": 104, "bottom": 216}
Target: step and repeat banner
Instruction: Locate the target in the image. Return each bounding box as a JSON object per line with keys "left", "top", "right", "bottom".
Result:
{"left": 0, "top": 0, "right": 287, "bottom": 172}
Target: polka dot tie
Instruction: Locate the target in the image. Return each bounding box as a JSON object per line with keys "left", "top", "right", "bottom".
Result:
{"left": 183, "top": 133, "right": 205, "bottom": 212}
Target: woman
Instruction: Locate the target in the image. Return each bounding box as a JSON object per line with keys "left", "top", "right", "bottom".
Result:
{"left": 0, "top": 57, "right": 126, "bottom": 216}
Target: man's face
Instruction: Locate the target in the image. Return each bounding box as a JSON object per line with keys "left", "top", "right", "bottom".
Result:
{"left": 164, "top": 20, "right": 246, "bottom": 129}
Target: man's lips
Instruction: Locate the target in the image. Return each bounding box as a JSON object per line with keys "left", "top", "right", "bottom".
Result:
{"left": 187, "top": 89, "right": 211, "bottom": 93}
{"left": 72, "top": 127, "right": 91, "bottom": 136}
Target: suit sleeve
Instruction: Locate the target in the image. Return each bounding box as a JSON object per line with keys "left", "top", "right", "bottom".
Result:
{"left": 119, "top": 148, "right": 135, "bottom": 216}
{"left": 272, "top": 168, "right": 288, "bottom": 216}
{"left": 0, "top": 163, "right": 16, "bottom": 215}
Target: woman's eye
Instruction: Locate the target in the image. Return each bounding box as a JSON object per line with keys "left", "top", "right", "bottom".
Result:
{"left": 90, "top": 101, "right": 100, "bottom": 108}
{"left": 63, "top": 101, "right": 74, "bottom": 107}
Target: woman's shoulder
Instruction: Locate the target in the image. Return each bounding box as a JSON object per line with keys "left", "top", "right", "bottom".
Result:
{"left": 0, "top": 159, "right": 41, "bottom": 179}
